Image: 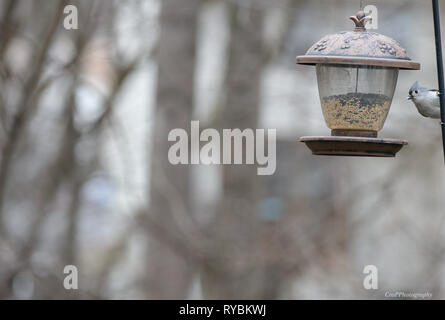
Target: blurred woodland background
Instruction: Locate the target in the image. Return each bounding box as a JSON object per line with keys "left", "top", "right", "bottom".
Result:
{"left": 0, "top": 0, "right": 445, "bottom": 299}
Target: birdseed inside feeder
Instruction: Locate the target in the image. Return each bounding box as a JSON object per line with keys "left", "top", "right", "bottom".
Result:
{"left": 297, "top": 11, "right": 420, "bottom": 157}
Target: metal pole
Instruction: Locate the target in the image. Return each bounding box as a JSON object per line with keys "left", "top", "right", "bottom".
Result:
{"left": 432, "top": 0, "right": 445, "bottom": 163}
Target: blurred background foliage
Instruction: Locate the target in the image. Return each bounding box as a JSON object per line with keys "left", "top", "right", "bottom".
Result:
{"left": 0, "top": 0, "right": 444, "bottom": 299}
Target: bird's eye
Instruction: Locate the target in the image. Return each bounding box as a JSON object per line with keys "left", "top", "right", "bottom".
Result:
{"left": 415, "top": 90, "right": 418, "bottom": 94}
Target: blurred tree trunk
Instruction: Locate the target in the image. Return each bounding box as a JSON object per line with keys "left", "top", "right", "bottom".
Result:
{"left": 145, "top": 0, "right": 198, "bottom": 299}
{"left": 201, "top": 4, "right": 275, "bottom": 299}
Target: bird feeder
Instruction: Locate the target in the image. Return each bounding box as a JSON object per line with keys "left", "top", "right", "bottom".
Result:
{"left": 297, "top": 11, "right": 420, "bottom": 157}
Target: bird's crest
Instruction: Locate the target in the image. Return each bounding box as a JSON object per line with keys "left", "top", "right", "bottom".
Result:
{"left": 409, "top": 81, "right": 420, "bottom": 92}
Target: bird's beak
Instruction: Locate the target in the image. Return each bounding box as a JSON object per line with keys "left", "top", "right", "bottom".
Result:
{"left": 407, "top": 95, "right": 413, "bottom": 100}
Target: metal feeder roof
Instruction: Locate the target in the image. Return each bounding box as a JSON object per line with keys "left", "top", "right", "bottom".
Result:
{"left": 297, "top": 11, "right": 420, "bottom": 70}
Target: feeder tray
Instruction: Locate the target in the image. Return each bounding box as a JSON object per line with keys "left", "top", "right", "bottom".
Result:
{"left": 296, "top": 11, "right": 420, "bottom": 157}
{"left": 300, "top": 136, "right": 407, "bottom": 157}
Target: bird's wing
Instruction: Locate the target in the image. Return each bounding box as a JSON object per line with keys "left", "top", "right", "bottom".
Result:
{"left": 429, "top": 89, "right": 441, "bottom": 97}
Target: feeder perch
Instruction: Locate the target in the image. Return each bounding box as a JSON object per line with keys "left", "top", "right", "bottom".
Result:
{"left": 297, "top": 11, "right": 420, "bottom": 157}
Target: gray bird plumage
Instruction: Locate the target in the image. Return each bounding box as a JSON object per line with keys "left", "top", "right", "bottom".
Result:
{"left": 407, "top": 81, "right": 441, "bottom": 119}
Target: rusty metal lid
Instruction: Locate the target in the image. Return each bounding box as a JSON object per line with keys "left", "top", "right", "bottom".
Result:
{"left": 296, "top": 11, "right": 420, "bottom": 70}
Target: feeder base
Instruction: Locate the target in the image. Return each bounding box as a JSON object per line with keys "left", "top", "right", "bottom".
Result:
{"left": 300, "top": 136, "right": 407, "bottom": 157}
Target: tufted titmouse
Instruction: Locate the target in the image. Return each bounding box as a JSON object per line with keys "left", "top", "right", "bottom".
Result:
{"left": 407, "top": 81, "right": 441, "bottom": 119}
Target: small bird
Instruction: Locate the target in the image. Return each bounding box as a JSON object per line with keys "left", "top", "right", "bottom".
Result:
{"left": 407, "top": 81, "right": 441, "bottom": 119}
